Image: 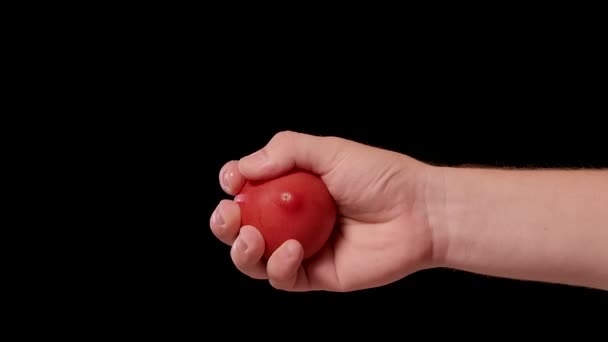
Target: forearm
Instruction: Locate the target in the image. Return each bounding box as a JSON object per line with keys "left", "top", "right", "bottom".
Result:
{"left": 431, "top": 167, "right": 608, "bottom": 290}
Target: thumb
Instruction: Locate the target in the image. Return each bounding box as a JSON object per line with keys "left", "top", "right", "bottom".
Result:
{"left": 239, "top": 131, "right": 344, "bottom": 180}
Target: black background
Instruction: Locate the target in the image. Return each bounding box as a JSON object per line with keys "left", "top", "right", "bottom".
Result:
{"left": 194, "top": 36, "right": 608, "bottom": 324}
{"left": 84, "top": 20, "right": 608, "bottom": 330}
{"left": 17, "top": 7, "right": 608, "bottom": 336}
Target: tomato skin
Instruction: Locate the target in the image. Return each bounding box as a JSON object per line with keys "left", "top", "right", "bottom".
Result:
{"left": 236, "top": 169, "right": 337, "bottom": 260}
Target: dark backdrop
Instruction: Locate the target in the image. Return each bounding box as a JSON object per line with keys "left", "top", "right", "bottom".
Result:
{"left": 191, "top": 41, "right": 608, "bottom": 321}
{"left": 114, "top": 26, "right": 608, "bottom": 328}
{"left": 34, "top": 8, "right": 608, "bottom": 336}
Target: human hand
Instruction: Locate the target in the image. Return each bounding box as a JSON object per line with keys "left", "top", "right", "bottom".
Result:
{"left": 210, "top": 131, "right": 442, "bottom": 292}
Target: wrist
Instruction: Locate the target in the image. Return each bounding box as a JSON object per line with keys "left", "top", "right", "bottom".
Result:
{"left": 419, "top": 164, "right": 450, "bottom": 269}
{"left": 417, "top": 165, "right": 608, "bottom": 290}
{"left": 428, "top": 166, "right": 498, "bottom": 271}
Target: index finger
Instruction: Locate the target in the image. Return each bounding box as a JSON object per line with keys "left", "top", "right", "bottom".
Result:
{"left": 219, "top": 160, "right": 247, "bottom": 196}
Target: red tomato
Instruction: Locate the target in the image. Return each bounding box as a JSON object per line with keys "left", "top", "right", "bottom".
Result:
{"left": 236, "top": 169, "right": 337, "bottom": 260}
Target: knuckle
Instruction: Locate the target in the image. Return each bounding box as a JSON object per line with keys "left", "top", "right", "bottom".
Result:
{"left": 209, "top": 222, "right": 221, "bottom": 238}
{"left": 334, "top": 284, "right": 350, "bottom": 293}
{"left": 323, "top": 135, "right": 344, "bottom": 145}
{"left": 232, "top": 258, "right": 264, "bottom": 280}
{"left": 270, "top": 130, "right": 296, "bottom": 145}
{"left": 230, "top": 241, "right": 257, "bottom": 267}
{"left": 218, "top": 199, "right": 233, "bottom": 210}
{"left": 267, "top": 267, "right": 283, "bottom": 281}
{"left": 215, "top": 228, "right": 230, "bottom": 242}
{"left": 268, "top": 278, "right": 289, "bottom": 291}
{"left": 236, "top": 265, "right": 256, "bottom": 279}
{"left": 267, "top": 266, "right": 292, "bottom": 286}
{"left": 267, "top": 270, "right": 284, "bottom": 283}
{"left": 230, "top": 248, "right": 246, "bottom": 268}
{"left": 322, "top": 136, "right": 348, "bottom": 153}
{"left": 209, "top": 219, "right": 224, "bottom": 239}
{"left": 210, "top": 226, "right": 226, "bottom": 242}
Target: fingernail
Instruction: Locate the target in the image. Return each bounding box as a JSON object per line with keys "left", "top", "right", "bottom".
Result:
{"left": 221, "top": 169, "right": 232, "bottom": 190}
{"left": 236, "top": 237, "right": 248, "bottom": 252}
{"left": 213, "top": 208, "right": 224, "bottom": 225}
{"left": 243, "top": 150, "right": 268, "bottom": 166}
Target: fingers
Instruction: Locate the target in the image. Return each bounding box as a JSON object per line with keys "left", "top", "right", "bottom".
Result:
{"left": 209, "top": 199, "right": 241, "bottom": 245}
{"left": 230, "top": 225, "right": 267, "bottom": 280}
{"left": 266, "top": 240, "right": 307, "bottom": 291}
{"left": 219, "top": 160, "right": 246, "bottom": 196}
{"left": 238, "top": 131, "right": 346, "bottom": 181}
{"left": 222, "top": 226, "right": 313, "bottom": 290}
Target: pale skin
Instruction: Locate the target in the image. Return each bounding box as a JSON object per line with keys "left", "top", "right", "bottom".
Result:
{"left": 210, "top": 131, "right": 608, "bottom": 292}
